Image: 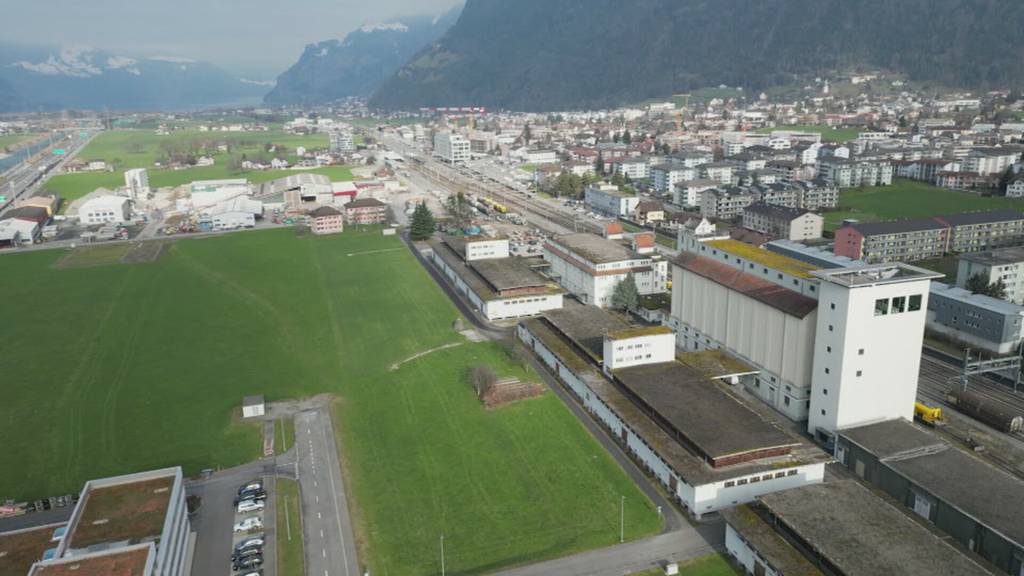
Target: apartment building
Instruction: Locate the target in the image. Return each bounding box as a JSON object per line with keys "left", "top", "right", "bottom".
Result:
{"left": 742, "top": 203, "right": 823, "bottom": 241}
{"left": 434, "top": 131, "right": 470, "bottom": 164}
{"left": 818, "top": 157, "right": 894, "bottom": 187}
{"left": 584, "top": 183, "right": 640, "bottom": 217}
{"left": 956, "top": 246, "right": 1024, "bottom": 305}
{"left": 700, "top": 187, "right": 756, "bottom": 219}
{"left": 835, "top": 210, "right": 1024, "bottom": 263}
{"left": 651, "top": 163, "right": 698, "bottom": 194}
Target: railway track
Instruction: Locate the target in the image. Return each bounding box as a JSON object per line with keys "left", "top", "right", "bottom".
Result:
{"left": 918, "top": 353, "right": 1024, "bottom": 440}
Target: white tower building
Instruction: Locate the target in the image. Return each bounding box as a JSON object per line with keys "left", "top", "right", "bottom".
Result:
{"left": 124, "top": 168, "right": 150, "bottom": 200}
{"left": 807, "top": 264, "right": 941, "bottom": 442}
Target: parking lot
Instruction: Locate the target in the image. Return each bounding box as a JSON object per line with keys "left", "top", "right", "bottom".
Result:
{"left": 187, "top": 461, "right": 278, "bottom": 576}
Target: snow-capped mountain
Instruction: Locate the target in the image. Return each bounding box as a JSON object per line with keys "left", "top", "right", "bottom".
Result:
{"left": 0, "top": 43, "right": 269, "bottom": 111}
{"left": 263, "top": 4, "right": 462, "bottom": 106}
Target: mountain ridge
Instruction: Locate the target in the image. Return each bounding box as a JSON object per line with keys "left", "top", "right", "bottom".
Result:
{"left": 264, "top": 5, "right": 462, "bottom": 106}
{"left": 370, "top": 0, "right": 1024, "bottom": 111}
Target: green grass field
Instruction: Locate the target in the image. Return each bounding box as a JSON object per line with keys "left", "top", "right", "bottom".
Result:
{"left": 754, "top": 124, "right": 864, "bottom": 142}
{"left": 276, "top": 478, "right": 304, "bottom": 576}
{"left": 825, "top": 179, "right": 1024, "bottom": 230}
{"left": 0, "top": 228, "right": 659, "bottom": 574}
{"left": 42, "top": 129, "right": 348, "bottom": 201}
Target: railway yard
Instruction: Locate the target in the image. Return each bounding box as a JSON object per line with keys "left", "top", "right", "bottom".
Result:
{"left": 916, "top": 351, "right": 1024, "bottom": 479}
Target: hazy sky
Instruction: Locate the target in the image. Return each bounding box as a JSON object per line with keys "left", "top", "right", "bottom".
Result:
{"left": 2, "top": 0, "right": 462, "bottom": 79}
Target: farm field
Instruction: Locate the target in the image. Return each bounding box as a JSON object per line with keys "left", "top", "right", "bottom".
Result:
{"left": 754, "top": 124, "right": 864, "bottom": 142}
{"left": 825, "top": 179, "right": 1024, "bottom": 230}
{"left": 0, "top": 228, "right": 660, "bottom": 574}
{"left": 41, "top": 129, "right": 351, "bottom": 201}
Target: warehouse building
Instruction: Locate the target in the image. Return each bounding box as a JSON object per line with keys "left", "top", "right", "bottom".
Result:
{"left": 429, "top": 236, "right": 564, "bottom": 321}
{"left": 17, "top": 467, "right": 192, "bottom": 576}
{"left": 836, "top": 419, "right": 1024, "bottom": 575}
{"left": 0, "top": 217, "right": 40, "bottom": 247}
{"left": 517, "top": 307, "right": 828, "bottom": 518}
{"left": 544, "top": 232, "right": 668, "bottom": 308}
{"left": 723, "top": 480, "right": 997, "bottom": 576}
{"left": 78, "top": 195, "right": 131, "bottom": 225}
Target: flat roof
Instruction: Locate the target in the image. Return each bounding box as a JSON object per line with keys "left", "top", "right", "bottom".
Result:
{"left": 720, "top": 507, "right": 822, "bottom": 576}
{"left": 67, "top": 475, "right": 173, "bottom": 550}
{"left": 551, "top": 233, "right": 638, "bottom": 265}
{"left": 431, "top": 240, "right": 558, "bottom": 300}
{"left": 523, "top": 316, "right": 828, "bottom": 484}
{"left": 606, "top": 326, "right": 674, "bottom": 340}
{"left": 841, "top": 419, "right": 1024, "bottom": 547}
{"left": 678, "top": 349, "right": 758, "bottom": 377}
{"left": 541, "top": 307, "right": 629, "bottom": 361}
{"left": 0, "top": 524, "right": 64, "bottom": 576}
{"left": 812, "top": 263, "right": 942, "bottom": 287}
{"left": 29, "top": 545, "right": 152, "bottom": 576}
{"left": 959, "top": 246, "right": 1024, "bottom": 266}
{"left": 614, "top": 362, "right": 798, "bottom": 461}
{"left": 704, "top": 239, "right": 819, "bottom": 279}
{"left": 760, "top": 481, "right": 996, "bottom": 576}
{"left": 675, "top": 253, "right": 818, "bottom": 318}
{"left": 930, "top": 281, "right": 1024, "bottom": 315}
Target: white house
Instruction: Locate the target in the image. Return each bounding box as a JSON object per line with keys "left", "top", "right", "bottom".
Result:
{"left": 1006, "top": 179, "right": 1024, "bottom": 198}
{"left": 79, "top": 195, "right": 131, "bottom": 225}
{"left": 602, "top": 326, "right": 676, "bottom": 371}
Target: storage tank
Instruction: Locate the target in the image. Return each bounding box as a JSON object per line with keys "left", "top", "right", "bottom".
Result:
{"left": 945, "top": 389, "right": 1023, "bottom": 434}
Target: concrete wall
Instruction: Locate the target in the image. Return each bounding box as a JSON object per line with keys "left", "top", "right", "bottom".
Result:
{"left": 725, "top": 523, "right": 784, "bottom": 576}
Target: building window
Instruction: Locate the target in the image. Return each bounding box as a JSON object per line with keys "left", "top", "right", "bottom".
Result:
{"left": 859, "top": 348, "right": 865, "bottom": 355}
{"left": 909, "top": 294, "right": 923, "bottom": 311}
{"left": 784, "top": 397, "right": 791, "bottom": 406}
{"left": 787, "top": 469, "right": 798, "bottom": 476}
{"left": 857, "top": 370, "right": 863, "bottom": 377}
{"left": 737, "top": 478, "right": 748, "bottom": 485}
{"left": 830, "top": 302, "right": 836, "bottom": 310}
{"left": 724, "top": 481, "right": 735, "bottom": 488}
{"left": 821, "top": 409, "right": 826, "bottom": 415}
{"left": 826, "top": 346, "right": 831, "bottom": 353}
{"left": 892, "top": 296, "right": 906, "bottom": 313}
{"left": 874, "top": 298, "right": 889, "bottom": 316}
{"left": 824, "top": 368, "right": 830, "bottom": 375}
{"left": 823, "top": 388, "right": 828, "bottom": 395}
{"left": 828, "top": 325, "right": 834, "bottom": 332}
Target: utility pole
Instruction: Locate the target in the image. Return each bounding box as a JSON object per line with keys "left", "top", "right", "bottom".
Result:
{"left": 440, "top": 534, "right": 446, "bottom": 576}
{"left": 620, "top": 495, "right": 625, "bottom": 543}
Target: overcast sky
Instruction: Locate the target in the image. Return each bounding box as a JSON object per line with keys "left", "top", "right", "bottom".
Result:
{"left": 2, "top": 0, "right": 462, "bottom": 79}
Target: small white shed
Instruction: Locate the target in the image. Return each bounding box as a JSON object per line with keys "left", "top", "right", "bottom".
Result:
{"left": 242, "top": 395, "right": 266, "bottom": 419}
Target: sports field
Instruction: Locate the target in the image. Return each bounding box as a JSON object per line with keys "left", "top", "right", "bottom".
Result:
{"left": 825, "top": 179, "right": 1024, "bottom": 230}
{"left": 0, "top": 228, "right": 659, "bottom": 574}
{"left": 754, "top": 124, "right": 864, "bottom": 142}
{"left": 42, "top": 129, "right": 351, "bottom": 201}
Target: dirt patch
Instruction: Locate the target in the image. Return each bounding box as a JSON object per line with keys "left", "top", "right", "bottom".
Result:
{"left": 478, "top": 378, "right": 546, "bottom": 409}
{"left": 122, "top": 240, "right": 171, "bottom": 263}
{"left": 388, "top": 341, "right": 464, "bottom": 371}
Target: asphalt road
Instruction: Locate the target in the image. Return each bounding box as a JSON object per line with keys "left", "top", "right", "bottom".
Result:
{"left": 294, "top": 408, "right": 360, "bottom": 576}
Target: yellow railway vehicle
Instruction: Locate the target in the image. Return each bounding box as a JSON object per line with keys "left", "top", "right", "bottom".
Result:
{"left": 914, "top": 402, "right": 943, "bottom": 426}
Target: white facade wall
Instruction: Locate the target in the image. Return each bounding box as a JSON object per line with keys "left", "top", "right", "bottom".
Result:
{"left": 517, "top": 324, "right": 825, "bottom": 517}
{"left": 483, "top": 294, "right": 563, "bottom": 321}
{"left": 671, "top": 265, "right": 817, "bottom": 420}
{"left": 211, "top": 212, "right": 255, "bottom": 230}
{"left": 434, "top": 132, "right": 470, "bottom": 164}
{"left": 808, "top": 275, "right": 933, "bottom": 438}
{"left": 544, "top": 246, "right": 666, "bottom": 308}
{"left": 726, "top": 523, "right": 783, "bottom": 576}
{"left": 585, "top": 186, "right": 640, "bottom": 217}
{"left": 464, "top": 238, "right": 510, "bottom": 261}
{"left": 602, "top": 332, "right": 676, "bottom": 371}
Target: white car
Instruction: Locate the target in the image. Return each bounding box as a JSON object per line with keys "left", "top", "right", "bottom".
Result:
{"left": 237, "top": 499, "right": 265, "bottom": 513}
{"left": 233, "top": 517, "right": 263, "bottom": 533}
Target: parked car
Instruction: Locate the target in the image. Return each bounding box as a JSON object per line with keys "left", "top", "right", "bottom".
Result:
{"left": 238, "top": 572, "right": 262, "bottom": 576}
{"left": 233, "top": 555, "right": 263, "bottom": 572}
{"left": 233, "top": 489, "right": 267, "bottom": 505}
{"left": 237, "top": 481, "right": 263, "bottom": 495}
{"left": 232, "top": 546, "right": 262, "bottom": 562}
{"left": 233, "top": 517, "right": 262, "bottom": 533}
{"left": 235, "top": 537, "right": 264, "bottom": 552}
{"left": 237, "top": 500, "right": 264, "bottom": 513}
